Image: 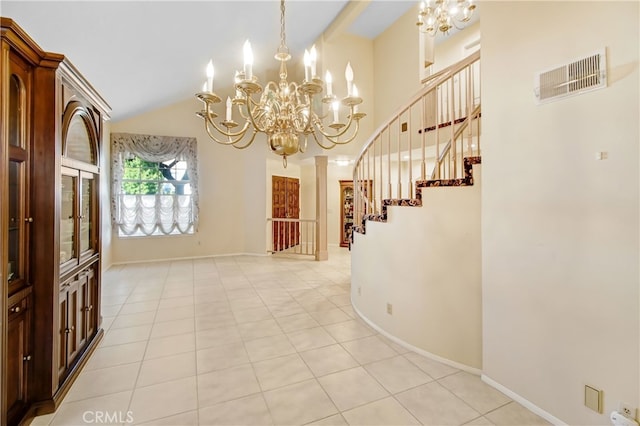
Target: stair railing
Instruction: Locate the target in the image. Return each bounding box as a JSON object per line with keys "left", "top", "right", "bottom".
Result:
{"left": 353, "top": 50, "right": 481, "bottom": 231}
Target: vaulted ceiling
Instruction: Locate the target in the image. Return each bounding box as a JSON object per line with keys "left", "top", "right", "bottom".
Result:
{"left": 2, "top": 1, "right": 416, "bottom": 121}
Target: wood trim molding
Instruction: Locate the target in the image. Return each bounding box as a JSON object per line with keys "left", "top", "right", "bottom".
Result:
{"left": 0, "top": 18, "right": 64, "bottom": 68}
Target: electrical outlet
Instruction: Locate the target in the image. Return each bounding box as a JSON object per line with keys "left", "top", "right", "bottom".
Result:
{"left": 619, "top": 402, "right": 636, "bottom": 419}
{"left": 386, "top": 303, "right": 393, "bottom": 315}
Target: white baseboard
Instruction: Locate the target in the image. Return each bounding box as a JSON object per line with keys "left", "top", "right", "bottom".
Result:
{"left": 481, "top": 375, "right": 567, "bottom": 426}
{"left": 351, "top": 298, "right": 482, "bottom": 376}
{"left": 351, "top": 297, "right": 567, "bottom": 425}
{"left": 110, "top": 251, "right": 268, "bottom": 266}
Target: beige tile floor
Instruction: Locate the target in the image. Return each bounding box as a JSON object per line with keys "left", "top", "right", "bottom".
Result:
{"left": 33, "top": 248, "right": 550, "bottom": 426}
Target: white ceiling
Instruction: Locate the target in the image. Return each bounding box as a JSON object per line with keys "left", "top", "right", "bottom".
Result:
{"left": 2, "top": 0, "right": 416, "bottom": 121}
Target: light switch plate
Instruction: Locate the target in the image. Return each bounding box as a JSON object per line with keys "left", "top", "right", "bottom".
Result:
{"left": 585, "top": 385, "right": 603, "bottom": 413}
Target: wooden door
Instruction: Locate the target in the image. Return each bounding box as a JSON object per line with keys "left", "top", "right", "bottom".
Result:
{"left": 272, "top": 176, "right": 300, "bottom": 251}
{"left": 285, "top": 178, "right": 300, "bottom": 247}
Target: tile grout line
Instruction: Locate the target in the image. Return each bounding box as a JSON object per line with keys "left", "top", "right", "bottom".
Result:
{"left": 123, "top": 262, "right": 166, "bottom": 423}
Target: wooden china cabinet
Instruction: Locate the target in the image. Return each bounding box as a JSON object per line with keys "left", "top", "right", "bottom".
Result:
{"left": 1, "top": 19, "right": 110, "bottom": 425}
{"left": 339, "top": 180, "right": 354, "bottom": 247}
{"left": 339, "top": 180, "right": 371, "bottom": 247}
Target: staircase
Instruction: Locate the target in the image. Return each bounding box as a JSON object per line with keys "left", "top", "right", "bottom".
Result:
{"left": 351, "top": 50, "right": 481, "bottom": 238}
{"left": 349, "top": 51, "right": 483, "bottom": 371}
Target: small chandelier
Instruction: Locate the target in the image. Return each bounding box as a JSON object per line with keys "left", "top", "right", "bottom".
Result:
{"left": 416, "top": 0, "right": 476, "bottom": 36}
{"left": 196, "top": 0, "right": 365, "bottom": 167}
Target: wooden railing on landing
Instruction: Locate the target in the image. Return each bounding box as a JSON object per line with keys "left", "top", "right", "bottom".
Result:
{"left": 267, "top": 218, "right": 317, "bottom": 257}
{"left": 352, "top": 51, "right": 481, "bottom": 237}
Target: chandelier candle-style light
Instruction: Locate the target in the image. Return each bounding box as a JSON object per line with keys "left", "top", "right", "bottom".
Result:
{"left": 416, "top": 0, "right": 476, "bottom": 35}
{"left": 196, "top": 0, "right": 365, "bottom": 167}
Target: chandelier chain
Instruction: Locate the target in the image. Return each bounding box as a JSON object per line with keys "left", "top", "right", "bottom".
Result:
{"left": 279, "top": 0, "right": 288, "bottom": 54}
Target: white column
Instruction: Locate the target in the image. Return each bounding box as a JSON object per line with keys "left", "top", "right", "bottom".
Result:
{"left": 315, "top": 155, "right": 328, "bottom": 261}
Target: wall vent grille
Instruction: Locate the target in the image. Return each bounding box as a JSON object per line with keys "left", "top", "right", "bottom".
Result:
{"left": 534, "top": 49, "right": 606, "bottom": 104}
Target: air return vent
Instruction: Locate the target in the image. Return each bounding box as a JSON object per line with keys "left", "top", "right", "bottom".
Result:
{"left": 534, "top": 49, "right": 606, "bottom": 104}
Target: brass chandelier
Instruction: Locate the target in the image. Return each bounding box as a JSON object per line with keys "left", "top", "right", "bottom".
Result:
{"left": 196, "top": 0, "right": 365, "bottom": 167}
{"left": 416, "top": 0, "right": 476, "bottom": 35}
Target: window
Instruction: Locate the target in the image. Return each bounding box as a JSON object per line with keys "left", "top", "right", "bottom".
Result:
{"left": 111, "top": 133, "right": 199, "bottom": 237}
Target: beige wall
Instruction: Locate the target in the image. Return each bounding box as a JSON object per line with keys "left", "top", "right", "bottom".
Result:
{"left": 352, "top": 166, "right": 482, "bottom": 369}
{"left": 481, "top": 2, "right": 639, "bottom": 424}
{"left": 373, "top": 3, "right": 422, "bottom": 129}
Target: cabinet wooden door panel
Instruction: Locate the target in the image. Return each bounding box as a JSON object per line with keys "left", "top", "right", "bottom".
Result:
{"left": 84, "top": 267, "right": 97, "bottom": 337}
{"left": 58, "top": 290, "right": 68, "bottom": 379}
{"left": 68, "top": 279, "right": 81, "bottom": 364}
{"left": 58, "top": 264, "right": 98, "bottom": 382}
{"left": 7, "top": 295, "right": 30, "bottom": 424}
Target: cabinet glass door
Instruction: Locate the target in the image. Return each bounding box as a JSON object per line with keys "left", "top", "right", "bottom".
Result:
{"left": 7, "top": 71, "right": 28, "bottom": 293}
{"left": 9, "top": 75, "right": 22, "bottom": 148}
{"left": 60, "top": 173, "right": 76, "bottom": 265}
{"left": 79, "top": 174, "right": 93, "bottom": 254}
{"left": 8, "top": 161, "right": 22, "bottom": 285}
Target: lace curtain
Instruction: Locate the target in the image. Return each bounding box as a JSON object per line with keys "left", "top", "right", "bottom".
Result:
{"left": 111, "top": 133, "right": 199, "bottom": 236}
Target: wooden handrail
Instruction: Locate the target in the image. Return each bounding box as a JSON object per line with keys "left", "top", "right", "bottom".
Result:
{"left": 352, "top": 50, "right": 481, "bottom": 232}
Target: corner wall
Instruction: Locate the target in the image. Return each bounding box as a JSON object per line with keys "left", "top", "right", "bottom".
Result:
{"left": 481, "top": 2, "right": 639, "bottom": 424}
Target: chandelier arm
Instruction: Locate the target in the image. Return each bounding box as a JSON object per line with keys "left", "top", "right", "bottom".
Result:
{"left": 312, "top": 109, "right": 357, "bottom": 139}
{"left": 244, "top": 95, "right": 270, "bottom": 134}
{"left": 230, "top": 130, "right": 259, "bottom": 149}
{"left": 301, "top": 95, "right": 316, "bottom": 134}
{"left": 203, "top": 121, "right": 240, "bottom": 146}
{"left": 204, "top": 114, "right": 253, "bottom": 139}
{"left": 310, "top": 131, "right": 338, "bottom": 150}
{"left": 236, "top": 103, "right": 250, "bottom": 120}
{"left": 203, "top": 118, "right": 254, "bottom": 146}
{"left": 319, "top": 120, "right": 361, "bottom": 145}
